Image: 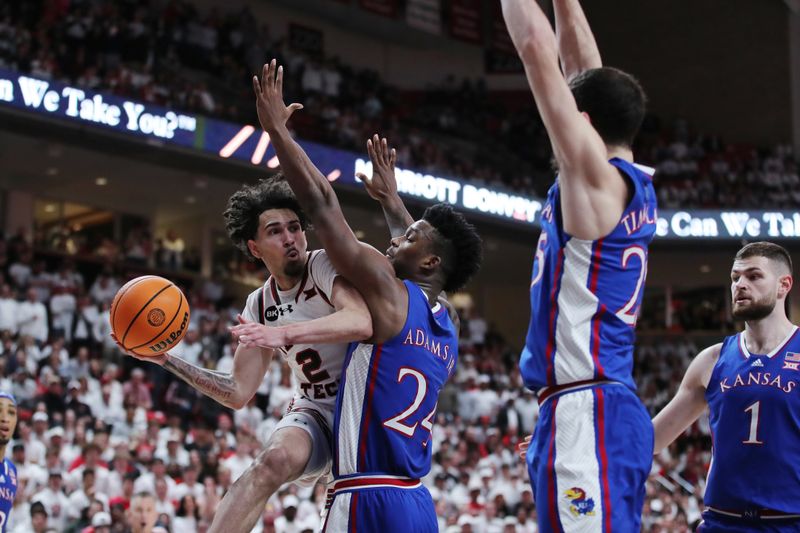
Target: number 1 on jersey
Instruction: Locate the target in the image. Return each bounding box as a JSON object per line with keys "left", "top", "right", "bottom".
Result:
{"left": 743, "top": 401, "right": 763, "bottom": 445}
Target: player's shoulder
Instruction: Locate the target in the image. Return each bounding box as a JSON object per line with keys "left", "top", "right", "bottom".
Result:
{"left": 699, "top": 342, "right": 724, "bottom": 362}
{"left": 246, "top": 278, "right": 270, "bottom": 300}
{"left": 689, "top": 342, "right": 723, "bottom": 390}
{"left": 307, "top": 248, "right": 337, "bottom": 273}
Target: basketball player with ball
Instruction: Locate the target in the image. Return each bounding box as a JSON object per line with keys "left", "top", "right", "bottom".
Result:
{"left": 111, "top": 178, "right": 373, "bottom": 531}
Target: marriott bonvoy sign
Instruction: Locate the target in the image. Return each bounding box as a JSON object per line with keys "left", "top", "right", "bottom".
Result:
{"left": 1, "top": 68, "right": 798, "bottom": 238}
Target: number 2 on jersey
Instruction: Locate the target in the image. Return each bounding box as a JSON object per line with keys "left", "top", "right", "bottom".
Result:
{"left": 615, "top": 245, "right": 647, "bottom": 326}
{"left": 383, "top": 367, "right": 437, "bottom": 439}
{"left": 295, "top": 348, "right": 331, "bottom": 384}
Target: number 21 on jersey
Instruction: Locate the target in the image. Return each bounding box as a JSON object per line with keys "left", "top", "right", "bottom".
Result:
{"left": 530, "top": 234, "right": 647, "bottom": 327}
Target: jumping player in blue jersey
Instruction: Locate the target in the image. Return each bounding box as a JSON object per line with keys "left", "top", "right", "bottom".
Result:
{"left": 654, "top": 242, "right": 800, "bottom": 532}
{"left": 252, "top": 59, "right": 482, "bottom": 532}
{"left": 503, "top": 0, "right": 655, "bottom": 530}
{"left": 0, "top": 393, "right": 19, "bottom": 533}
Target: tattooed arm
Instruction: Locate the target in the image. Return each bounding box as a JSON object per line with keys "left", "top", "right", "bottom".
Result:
{"left": 163, "top": 344, "right": 274, "bottom": 410}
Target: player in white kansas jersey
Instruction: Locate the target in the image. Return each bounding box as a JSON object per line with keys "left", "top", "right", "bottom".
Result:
{"left": 118, "top": 178, "right": 372, "bottom": 533}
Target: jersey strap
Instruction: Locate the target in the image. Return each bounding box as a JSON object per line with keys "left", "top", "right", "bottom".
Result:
{"left": 256, "top": 288, "right": 264, "bottom": 325}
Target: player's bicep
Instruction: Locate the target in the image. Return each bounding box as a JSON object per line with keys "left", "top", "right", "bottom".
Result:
{"left": 330, "top": 277, "right": 369, "bottom": 315}
{"left": 231, "top": 343, "right": 274, "bottom": 402}
{"left": 652, "top": 344, "right": 720, "bottom": 452}
{"left": 330, "top": 277, "right": 373, "bottom": 338}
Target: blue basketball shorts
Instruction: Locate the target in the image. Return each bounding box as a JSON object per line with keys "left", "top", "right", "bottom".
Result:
{"left": 526, "top": 382, "right": 653, "bottom": 533}
{"left": 322, "top": 475, "right": 437, "bottom": 532}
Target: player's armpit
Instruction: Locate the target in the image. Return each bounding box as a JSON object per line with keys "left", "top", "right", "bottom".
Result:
{"left": 651, "top": 343, "right": 722, "bottom": 452}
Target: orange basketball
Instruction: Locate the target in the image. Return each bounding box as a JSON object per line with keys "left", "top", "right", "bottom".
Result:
{"left": 110, "top": 275, "right": 190, "bottom": 356}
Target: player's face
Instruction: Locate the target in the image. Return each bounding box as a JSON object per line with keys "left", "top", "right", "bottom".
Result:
{"left": 731, "top": 256, "right": 786, "bottom": 320}
{"left": 0, "top": 398, "right": 17, "bottom": 446}
{"left": 249, "top": 209, "right": 307, "bottom": 279}
{"left": 128, "top": 495, "right": 157, "bottom": 533}
{"left": 385, "top": 220, "right": 438, "bottom": 281}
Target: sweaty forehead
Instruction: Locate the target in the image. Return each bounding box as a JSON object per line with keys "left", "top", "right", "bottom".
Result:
{"left": 259, "top": 209, "right": 300, "bottom": 227}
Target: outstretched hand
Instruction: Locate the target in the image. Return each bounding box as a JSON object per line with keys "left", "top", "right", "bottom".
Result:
{"left": 252, "top": 59, "right": 304, "bottom": 133}
{"left": 229, "top": 314, "right": 287, "bottom": 349}
{"left": 109, "top": 333, "right": 168, "bottom": 366}
{"left": 358, "top": 134, "right": 398, "bottom": 203}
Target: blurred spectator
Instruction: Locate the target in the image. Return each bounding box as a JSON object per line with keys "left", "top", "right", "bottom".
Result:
{"left": 17, "top": 288, "right": 48, "bottom": 344}
{"left": 123, "top": 369, "right": 152, "bottom": 410}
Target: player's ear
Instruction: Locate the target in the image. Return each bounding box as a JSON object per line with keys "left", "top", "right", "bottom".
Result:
{"left": 779, "top": 274, "right": 793, "bottom": 298}
{"left": 246, "top": 240, "right": 261, "bottom": 259}
{"left": 421, "top": 254, "right": 441, "bottom": 273}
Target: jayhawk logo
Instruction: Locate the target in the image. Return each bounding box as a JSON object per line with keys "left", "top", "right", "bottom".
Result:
{"left": 565, "top": 487, "right": 596, "bottom": 517}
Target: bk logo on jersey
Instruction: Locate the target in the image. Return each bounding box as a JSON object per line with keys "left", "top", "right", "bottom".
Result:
{"left": 264, "top": 304, "right": 294, "bottom": 322}
{"left": 783, "top": 352, "right": 800, "bottom": 371}
{"left": 564, "top": 487, "right": 596, "bottom": 517}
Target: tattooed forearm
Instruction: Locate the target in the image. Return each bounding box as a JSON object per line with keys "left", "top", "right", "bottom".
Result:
{"left": 163, "top": 355, "right": 239, "bottom": 407}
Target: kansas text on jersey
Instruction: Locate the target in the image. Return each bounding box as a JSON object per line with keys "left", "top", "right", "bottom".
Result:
{"left": 705, "top": 326, "right": 800, "bottom": 516}
{"left": 520, "top": 158, "right": 657, "bottom": 391}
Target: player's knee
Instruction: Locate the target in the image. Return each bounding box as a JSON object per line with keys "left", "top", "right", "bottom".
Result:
{"left": 252, "top": 446, "right": 294, "bottom": 485}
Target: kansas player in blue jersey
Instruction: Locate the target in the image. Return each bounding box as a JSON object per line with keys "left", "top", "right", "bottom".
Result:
{"left": 654, "top": 242, "right": 800, "bottom": 532}
{"left": 252, "top": 59, "right": 482, "bottom": 532}
{"left": 503, "top": 0, "right": 655, "bottom": 530}
{"left": 0, "top": 393, "right": 19, "bottom": 533}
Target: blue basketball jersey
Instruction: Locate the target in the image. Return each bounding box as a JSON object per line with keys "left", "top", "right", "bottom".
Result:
{"left": 705, "top": 327, "right": 800, "bottom": 513}
{"left": 333, "top": 280, "right": 457, "bottom": 479}
{"left": 0, "top": 458, "right": 17, "bottom": 532}
{"left": 520, "top": 158, "right": 657, "bottom": 391}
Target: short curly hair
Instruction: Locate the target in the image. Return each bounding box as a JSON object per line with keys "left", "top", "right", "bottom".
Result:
{"left": 422, "top": 204, "right": 483, "bottom": 292}
{"left": 223, "top": 175, "right": 308, "bottom": 260}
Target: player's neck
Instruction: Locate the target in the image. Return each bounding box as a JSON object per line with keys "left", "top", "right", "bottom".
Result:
{"left": 606, "top": 145, "right": 633, "bottom": 162}
{"left": 744, "top": 312, "right": 795, "bottom": 353}
{"left": 0, "top": 445, "right": 6, "bottom": 461}
{"left": 415, "top": 280, "right": 441, "bottom": 307}
{"left": 273, "top": 273, "right": 303, "bottom": 291}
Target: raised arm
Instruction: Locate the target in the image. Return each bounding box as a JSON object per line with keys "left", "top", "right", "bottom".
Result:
{"left": 230, "top": 276, "right": 373, "bottom": 348}
{"left": 652, "top": 343, "right": 721, "bottom": 453}
{"left": 553, "top": 0, "right": 602, "bottom": 82}
{"left": 501, "top": 0, "right": 627, "bottom": 240}
{"left": 253, "top": 60, "right": 407, "bottom": 340}
{"left": 358, "top": 134, "right": 414, "bottom": 239}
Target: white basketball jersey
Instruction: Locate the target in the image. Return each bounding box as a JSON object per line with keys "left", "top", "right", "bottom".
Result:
{"left": 242, "top": 250, "right": 347, "bottom": 409}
